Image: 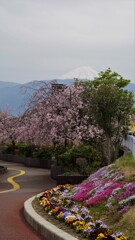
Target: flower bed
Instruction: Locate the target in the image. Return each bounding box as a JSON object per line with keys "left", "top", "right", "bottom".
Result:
{"left": 37, "top": 163, "right": 135, "bottom": 240}
{"left": 38, "top": 185, "right": 127, "bottom": 239}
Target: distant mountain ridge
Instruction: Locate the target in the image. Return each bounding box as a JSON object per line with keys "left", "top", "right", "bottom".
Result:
{"left": 0, "top": 66, "right": 134, "bottom": 115}
{"left": 0, "top": 81, "right": 21, "bottom": 88}
{"left": 0, "top": 83, "right": 28, "bottom": 115}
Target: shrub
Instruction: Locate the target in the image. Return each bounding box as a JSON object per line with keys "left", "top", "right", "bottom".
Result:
{"left": 34, "top": 145, "right": 55, "bottom": 160}
{"left": 73, "top": 144, "right": 102, "bottom": 164}
{"left": 59, "top": 144, "right": 102, "bottom": 175}
{"left": 16, "top": 143, "right": 35, "bottom": 157}
{"left": 1, "top": 143, "right": 15, "bottom": 154}
{"left": 59, "top": 147, "right": 76, "bottom": 168}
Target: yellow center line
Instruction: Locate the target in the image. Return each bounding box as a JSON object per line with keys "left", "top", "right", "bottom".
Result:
{"left": 0, "top": 168, "right": 25, "bottom": 194}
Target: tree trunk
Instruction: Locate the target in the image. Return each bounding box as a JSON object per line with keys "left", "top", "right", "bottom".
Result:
{"left": 102, "top": 135, "right": 114, "bottom": 165}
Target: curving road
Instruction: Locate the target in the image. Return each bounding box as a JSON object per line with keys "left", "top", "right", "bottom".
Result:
{"left": 0, "top": 160, "right": 56, "bottom": 240}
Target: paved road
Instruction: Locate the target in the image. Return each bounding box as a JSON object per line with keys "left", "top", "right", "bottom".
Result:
{"left": 0, "top": 160, "right": 56, "bottom": 240}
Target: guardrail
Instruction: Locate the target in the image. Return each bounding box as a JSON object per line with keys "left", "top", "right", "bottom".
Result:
{"left": 122, "top": 135, "right": 135, "bottom": 157}
{"left": 0, "top": 153, "right": 53, "bottom": 169}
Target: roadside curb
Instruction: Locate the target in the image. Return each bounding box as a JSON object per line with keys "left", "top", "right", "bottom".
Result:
{"left": 24, "top": 195, "right": 78, "bottom": 240}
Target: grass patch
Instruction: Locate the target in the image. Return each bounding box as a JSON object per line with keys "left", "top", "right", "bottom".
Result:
{"left": 62, "top": 171, "right": 81, "bottom": 176}
{"left": 115, "top": 154, "right": 135, "bottom": 181}
{"left": 109, "top": 206, "right": 135, "bottom": 240}
{"left": 116, "top": 154, "right": 135, "bottom": 168}
{"left": 89, "top": 203, "right": 107, "bottom": 220}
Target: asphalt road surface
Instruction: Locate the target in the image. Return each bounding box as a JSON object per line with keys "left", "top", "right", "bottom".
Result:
{"left": 0, "top": 160, "right": 56, "bottom": 240}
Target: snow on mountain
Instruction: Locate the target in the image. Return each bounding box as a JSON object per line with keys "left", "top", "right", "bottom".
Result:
{"left": 58, "top": 66, "right": 98, "bottom": 81}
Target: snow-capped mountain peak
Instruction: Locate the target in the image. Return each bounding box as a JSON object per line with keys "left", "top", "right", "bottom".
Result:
{"left": 58, "top": 66, "right": 98, "bottom": 80}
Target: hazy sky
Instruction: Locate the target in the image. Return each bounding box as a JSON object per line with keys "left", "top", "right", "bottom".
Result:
{"left": 0, "top": 0, "right": 134, "bottom": 83}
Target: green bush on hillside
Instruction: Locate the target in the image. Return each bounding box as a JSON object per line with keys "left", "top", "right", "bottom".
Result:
{"left": 59, "top": 144, "right": 102, "bottom": 175}
{"left": 1, "top": 143, "right": 15, "bottom": 154}
{"left": 16, "top": 143, "right": 35, "bottom": 157}
{"left": 33, "top": 145, "right": 55, "bottom": 160}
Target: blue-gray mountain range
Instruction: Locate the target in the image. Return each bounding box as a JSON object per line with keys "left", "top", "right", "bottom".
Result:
{"left": 0, "top": 80, "right": 134, "bottom": 116}
{"left": 0, "top": 79, "right": 74, "bottom": 115}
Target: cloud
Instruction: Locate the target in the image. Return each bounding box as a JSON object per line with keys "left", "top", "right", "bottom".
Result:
{"left": 0, "top": 0, "right": 134, "bottom": 82}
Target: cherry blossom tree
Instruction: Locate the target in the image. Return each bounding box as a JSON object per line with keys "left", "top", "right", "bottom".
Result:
{"left": 18, "top": 82, "right": 102, "bottom": 148}
{"left": 0, "top": 110, "right": 19, "bottom": 148}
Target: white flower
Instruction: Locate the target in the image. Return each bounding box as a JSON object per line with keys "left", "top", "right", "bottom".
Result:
{"left": 119, "top": 194, "right": 135, "bottom": 206}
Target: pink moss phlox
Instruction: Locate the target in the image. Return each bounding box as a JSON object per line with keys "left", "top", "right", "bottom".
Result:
{"left": 70, "top": 164, "right": 125, "bottom": 205}
{"left": 116, "top": 183, "right": 135, "bottom": 200}
{"left": 85, "top": 183, "right": 124, "bottom": 206}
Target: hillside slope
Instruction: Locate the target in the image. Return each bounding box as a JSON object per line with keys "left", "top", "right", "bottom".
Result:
{"left": 38, "top": 155, "right": 135, "bottom": 240}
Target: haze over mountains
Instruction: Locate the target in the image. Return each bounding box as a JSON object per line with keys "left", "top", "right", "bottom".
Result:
{"left": 0, "top": 66, "right": 134, "bottom": 115}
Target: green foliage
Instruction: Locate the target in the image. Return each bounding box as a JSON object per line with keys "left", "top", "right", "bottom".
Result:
{"left": 81, "top": 165, "right": 93, "bottom": 175}
{"left": 62, "top": 171, "right": 81, "bottom": 176}
{"left": 1, "top": 142, "right": 64, "bottom": 162}
{"left": 89, "top": 203, "right": 107, "bottom": 220}
{"left": 80, "top": 68, "right": 135, "bottom": 164}
{"left": 59, "top": 147, "right": 76, "bottom": 168}
{"left": 16, "top": 143, "right": 35, "bottom": 157}
{"left": 2, "top": 143, "right": 15, "bottom": 154}
{"left": 34, "top": 145, "right": 55, "bottom": 160}
{"left": 93, "top": 68, "right": 131, "bottom": 88}
{"left": 59, "top": 144, "right": 102, "bottom": 175}
{"left": 73, "top": 144, "right": 102, "bottom": 164}
{"left": 116, "top": 154, "right": 135, "bottom": 168}
{"left": 88, "top": 78, "right": 133, "bottom": 137}
{"left": 55, "top": 144, "right": 68, "bottom": 155}
{"left": 129, "top": 175, "right": 135, "bottom": 182}
{"left": 115, "top": 154, "right": 135, "bottom": 182}
{"left": 1, "top": 142, "right": 35, "bottom": 157}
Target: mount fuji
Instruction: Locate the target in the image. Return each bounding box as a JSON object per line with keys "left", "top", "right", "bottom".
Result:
{"left": 58, "top": 66, "right": 98, "bottom": 81}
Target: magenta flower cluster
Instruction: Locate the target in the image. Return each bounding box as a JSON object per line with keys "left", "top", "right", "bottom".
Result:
{"left": 107, "top": 182, "right": 135, "bottom": 208}
{"left": 66, "top": 165, "right": 124, "bottom": 205}
{"left": 62, "top": 164, "right": 135, "bottom": 220}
